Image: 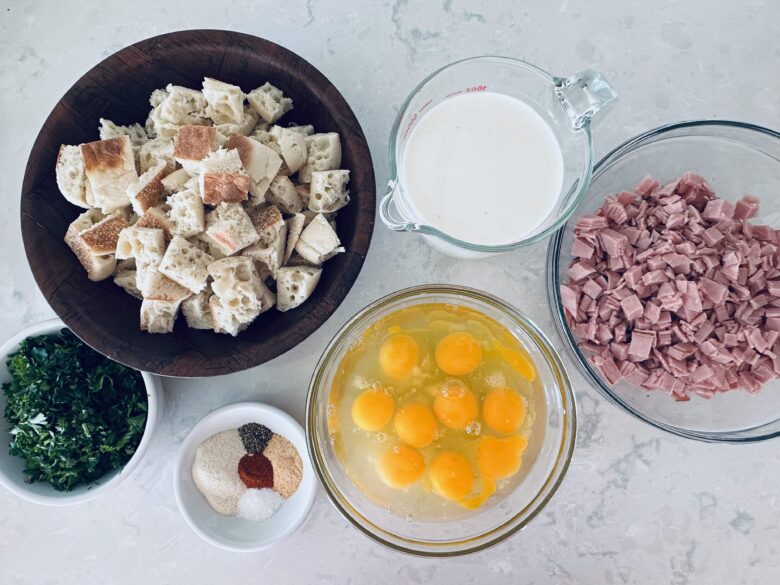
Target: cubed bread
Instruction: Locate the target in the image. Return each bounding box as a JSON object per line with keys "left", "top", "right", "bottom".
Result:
{"left": 99, "top": 118, "right": 148, "bottom": 146}
{"left": 214, "top": 106, "right": 259, "bottom": 140}
{"left": 56, "top": 145, "right": 90, "bottom": 209}
{"left": 81, "top": 136, "right": 138, "bottom": 213}
{"left": 161, "top": 168, "right": 191, "bottom": 193}
{"left": 208, "top": 295, "right": 249, "bottom": 336}
{"left": 159, "top": 85, "right": 209, "bottom": 126}
{"left": 284, "top": 213, "right": 306, "bottom": 264}
{"left": 128, "top": 160, "right": 169, "bottom": 215}
{"left": 167, "top": 189, "right": 205, "bottom": 238}
{"left": 203, "top": 203, "right": 258, "bottom": 256}
{"left": 78, "top": 212, "right": 128, "bottom": 255}
{"left": 270, "top": 125, "right": 308, "bottom": 173}
{"left": 308, "top": 169, "right": 350, "bottom": 213}
{"left": 286, "top": 124, "right": 314, "bottom": 136}
{"left": 64, "top": 209, "right": 116, "bottom": 281}
{"left": 136, "top": 259, "right": 192, "bottom": 302}
{"left": 296, "top": 183, "right": 310, "bottom": 207}
{"left": 181, "top": 289, "right": 215, "bottom": 330}
{"left": 113, "top": 259, "right": 142, "bottom": 299}
{"left": 135, "top": 205, "right": 172, "bottom": 239}
{"left": 243, "top": 205, "right": 287, "bottom": 275}
{"left": 298, "top": 133, "right": 342, "bottom": 183}
{"left": 139, "top": 137, "right": 176, "bottom": 173}
{"left": 183, "top": 174, "right": 200, "bottom": 194}
{"left": 267, "top": 175, "right": 304, "bottom": 214}
{"left": 203, "top": 78, "right": 246, "bottom": 125}
{"left": 249, "top": 129, "right": 290, "bottom": 176}
{"left": 145, "top": 106, "right": 178, "bottom": 139}
{"left": 173, "top": 125, "right": 218, "bottom": 175}
{"left": 294, "top": 213, "right": 343, "bottom": 264}
{"left": 158, "top": 235, "right": 214, "bottom": 293}
{"left": 208, "top": 257, "right": 270, "bottom": 331}
{"left": 116, "top": 226, "right": 167, "bottom": 263}
{"left": 225, "top": 135, "right": 282, "bottom": 204}
{"left": 276, "top": 266, "right": 322, "bottom": 311}
{"left": 198, "top": 148, "right": 250, "bottom": 204}
{"left": 149, "top": 89, "right": 169, "bottom": 108}
{"left": 140, "top": 299, "right": 181, "bottom": 334}
{"left": 189, "top": 235, "right": 226, "bottom": 260}
{"left": 247, "top": 82, "right": 293, "bottom": 124}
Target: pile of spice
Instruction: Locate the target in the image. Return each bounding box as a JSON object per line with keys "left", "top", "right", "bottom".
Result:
{"left": 192, "top": 422, "right": 303, "bottom": 522}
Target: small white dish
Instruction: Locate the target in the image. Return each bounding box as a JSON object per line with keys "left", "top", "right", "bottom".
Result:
{"left": 174, "top": 401, "right": 316, "bottom": 552}
{"left": 0, "top": 318, "right": 161, "bottom": 506}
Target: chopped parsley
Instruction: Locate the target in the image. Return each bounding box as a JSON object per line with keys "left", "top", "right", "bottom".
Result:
{"left": 2, "top": 329, "right": 147, "bottom": 491}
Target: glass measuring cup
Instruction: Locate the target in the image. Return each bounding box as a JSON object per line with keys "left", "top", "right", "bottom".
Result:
{"left": 381, "top": 56, "right": 617, "bottom": 258}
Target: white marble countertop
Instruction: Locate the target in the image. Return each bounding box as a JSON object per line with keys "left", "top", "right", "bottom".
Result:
{"left": 2, "top": 1, "right": 779, "bottom": 583}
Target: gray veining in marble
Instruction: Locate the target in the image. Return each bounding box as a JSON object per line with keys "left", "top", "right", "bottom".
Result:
{"left": 1, "top": 1, "right": 780, "bottom": 583}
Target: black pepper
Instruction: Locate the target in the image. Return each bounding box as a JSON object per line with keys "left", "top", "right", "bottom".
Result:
{"left": 238, "top": 422, "right": 273, "bottom": 454}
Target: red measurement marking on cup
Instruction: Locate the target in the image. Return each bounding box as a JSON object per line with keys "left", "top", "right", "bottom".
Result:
{"left": 445, "top": 90, "right": 464, "bottom": 98}
{"left": 466, "top": 84, "right": 488, "bottom": 92}
{"left": 419, "top": 99, "right": 434, "bottom": 112}
{"left": 402, "top": 112, "right": 418, "bottom": 140}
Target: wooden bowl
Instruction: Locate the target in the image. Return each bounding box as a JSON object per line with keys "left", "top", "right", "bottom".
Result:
{"left": 20, "top": 30, "right": 375, "bottom": 377}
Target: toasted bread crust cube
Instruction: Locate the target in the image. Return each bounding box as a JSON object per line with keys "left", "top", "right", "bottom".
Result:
{"left": 78, "top": 213, "right": 129, "bottom": 255}
{"left": 128, "top": 161, "right": 169, "bottom": 215}
{"left": 173, "top": 125, "right": 218, "bottom": 174}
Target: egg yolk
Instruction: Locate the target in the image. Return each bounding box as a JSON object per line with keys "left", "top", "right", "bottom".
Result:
{"left": 379, "top": 333, "right": 420, "bottom": 378}
{"left": 394, "top": 403, "right": 437, "bottom": 448}
{"left": 377, "top": 444, "right": 425, "bottom": 488}
{"left": 351, "top": 388, "right": 394, "bottom": 431}
{"left": 435, "top": 332, "right": 483, "bottom": 376}
{"left": 477, "top": 435, "right": 528, "bottom": 479}
{"left": 483, "top": 387, "right": 527, "bottom": 434}
{"left": 459, "top": 476, "right": 497, "bottom": 510}
{"left": 433, "top": 381, "right": 478, "bottom": 430}
{"left": 430, "top": 451, "right": 474, "bottom": 501}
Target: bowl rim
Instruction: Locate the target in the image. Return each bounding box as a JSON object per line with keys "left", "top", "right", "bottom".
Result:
{"left": 0, "top": 318, "right": 160, "bottom": 505}
{"left": 305, "top": 284, "right": 576, "bottom": 556}
{"left": 172, "top": 401, "right": 316, "bottom": 553}
{"left": 546, "top": 118, "right": 780, "bottom": 443}
{"left": 20, "top": 29, "right": 375, "bottom": 377}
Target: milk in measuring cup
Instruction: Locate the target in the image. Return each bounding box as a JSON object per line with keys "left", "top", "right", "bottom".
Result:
{"left": 401, "top": 92, "right": 564, "bottom": 246}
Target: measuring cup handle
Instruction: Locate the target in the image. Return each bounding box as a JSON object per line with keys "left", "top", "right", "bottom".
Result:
{"left": 554, "top": 69, "right": 618, "bottom": 130}
{"left": 379, "top": 180, "right": 415, "bottom": 232}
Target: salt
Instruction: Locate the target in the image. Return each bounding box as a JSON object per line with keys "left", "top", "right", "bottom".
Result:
{"left": 237, "top": 488, "right": 285, "bottom": 522}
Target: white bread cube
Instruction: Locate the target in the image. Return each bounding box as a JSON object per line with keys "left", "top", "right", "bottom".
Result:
{"left": 308, "top": 169, "right": 350, "bottom": 213}
{"left": 286, "top": 124, "right": 314, "bottom": 136}
{"left": 113, "top": 261, "right": 142, "bottom": 300}
{"left": 208, "top": 257, "right": 270, "bottom": 329}
{"left": 158, "top": 235, "right": 214, "bottom": 294}
{"left": 208, "top": 295, "right": 249, "bottom": 336}
{"left": 243, "top": 205, "right": 287, "bottom": 276}
{"left": 296, "top": 183, "right": 310, "bottom": 207}
{"left": 81, "top": 136, "right": 138, "bottom": 213}
{"left": 298, "top": 133, "right": 341, "bottom": 183}
{"left": 267, "top": 175, "right": 304, "bottom": 214}
{"left": 214, "top": 106, "right": 259, "bottom": 139}
{"left": 295, "top": 213, "right": 343, "bottom": 264}
{"left": 173, "top": 125, "right": 218, "bottom": 175}
{"left": 247, "top": 83, "right": 293, "bottom": 124}
{"left": 64, "top": 209, "right": 116, "bottom": 281}
{"left": 99, "top": 118, "right": 148, "bottom": 147}
{"left": 270, "top": 125, "right": 308, "bottom": 173}
{"left": 181, "top": 289, "right": 214, "bottom": 330}
{"left": 78, "top": 213, "right": 128, "bottom": 255}
{"left": 189, "top": 235, "right": 226, "bottom": 260}
{"left": 145, "top": 106, "right": 179, "bottom": 139}
{"left": 284, "top": 213, "right": 305, "bottom": 264}
{"left": 135, "top": 205, "right": 172, "bottom": 240}
{"left": 225, "top": 135, "right": 282, "bottom": 204}
{"left": 159, "top": 85, "right": 209, "bottom": 126}
{"left": 56, "top": 145, "right": 90, "bottom": 209}
{"left": 149, "top": 89, "right": 168, "bottom": 108}
{"left": 140, "top": 299, "right": 181, "bottom": 334}
{"left": 116, "top": 226, "right": 166, "bottom": 263}
{"left": 276, "top": 266, "right": 322, "bottom": 311}
{"left": 136, "top": 259, "right": 192, "bottom": 302}
{"left": 184, "top": 175, "right": 200, "bottom": 194}
{"left": 128, "top": 160, "right": 169, "bottom": 215}
{"left": 203, "top": 203, "right": 259, "bottom": 255}
{"left": 167, "top": 189, "right": 205, "bottom": 238}
{"left": 203, "top": 78, "right": 246, "bottom": 125}
{"left": 198, "top": 148, "right": 250, "bottom": 204}
{"left": 139, "top": 137, "right": 176, "bottom": 173}
{"left": 161, "top": 168, "right": 191, "bottom": 193}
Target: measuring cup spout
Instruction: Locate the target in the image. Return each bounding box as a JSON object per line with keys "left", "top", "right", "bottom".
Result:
{"left": 554, "top": 69, "right": 618, "bottom": 130}
{"left": 379, "top": 179, "right": 416, "bottom": 232}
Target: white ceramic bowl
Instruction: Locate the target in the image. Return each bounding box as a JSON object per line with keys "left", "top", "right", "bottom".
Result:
{"left": 0, "top": 318, "right": 162, "bottom": 505}
{"left": 174, "top": 402, "right": 316, "bottom": 552}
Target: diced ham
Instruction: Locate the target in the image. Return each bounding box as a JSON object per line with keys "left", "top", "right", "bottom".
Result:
{"left": 628, "top": 331, "right": 655, "bottom": 360}
{"left": 734, "top": 195, "right": 759, "bottom": 220}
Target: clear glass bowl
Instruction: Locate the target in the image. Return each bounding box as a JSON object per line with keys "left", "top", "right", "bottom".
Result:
{"left": 306, "top": 285, "right": 576, "bottom": 556}
{"left": 547, "top": 120, "right": 780, "bottom": 443}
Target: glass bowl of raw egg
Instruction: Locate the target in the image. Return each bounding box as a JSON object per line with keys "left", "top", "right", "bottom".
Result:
{"left": 306, "top": 285, "right": 576, "bottom": 556}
